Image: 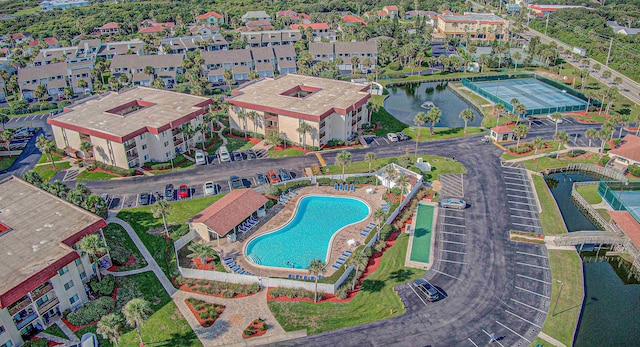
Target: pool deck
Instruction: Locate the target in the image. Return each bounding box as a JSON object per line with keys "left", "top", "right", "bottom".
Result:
{"left": 213, "top": 185, "right": 386, "bottom": 278}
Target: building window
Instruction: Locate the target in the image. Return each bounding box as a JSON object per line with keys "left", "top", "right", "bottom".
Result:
{"left": 140, "top": 133, "right": 146, "bottom": 139}
{"left": 161, "top": 131, "right": 166, "bottom": 138}
{"left": 164, "top": 141, "right": 169, "bottom": 147}
{"left": 143, "top": 154, "right": 149, "bottom": 161}
{"left": 142, "top": 144, "right": 147, "bottom": 150}
{"left": 64, "top": 280, "right": 74, "bottom": 290}
{"left": 79, "top": 272, "right": 86, "bottom": 280}
{"left": 69, "top": 294, "right": 79, "bottom": 305}
{"left": 36, "top": 295, "right": 49, "bottom": 307}
{"left": 0, "top": 325, "right": 6, "bottom": 335}
{"left": 58, "top": 266, "right": 69, "bottom": 276}
{"left": 75, "top": 258, "right": 82, "bottom": 266}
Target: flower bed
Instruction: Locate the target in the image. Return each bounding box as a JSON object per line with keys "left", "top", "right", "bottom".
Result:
{"left": 242, "top": 318, "right": 268, "bottom": 339}
{"left": 175, "top": 277, "right": 260, "bottom": 298}
{"left": 107, "top": 255, "right": 135, "bottom": 272}
{"left": 185, "top": 298, "right": 225, "bottom": 328}
{"left": 85, "top": 166, "right": 123, "bottom": 177}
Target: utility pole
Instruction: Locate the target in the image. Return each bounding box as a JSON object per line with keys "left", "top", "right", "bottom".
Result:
{"left": 605, "top": 37, "right": 613, "bottom": 67}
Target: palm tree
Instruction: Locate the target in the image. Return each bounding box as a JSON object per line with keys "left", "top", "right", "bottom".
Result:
{"left": 296, "top": 121, "right": 312, "bottom": 149}
{"left": 550, "top": 112, "right": 563, "bottom": 136}
{"left": 36, "top": 134, "right": 56, "bottom": 169}
{"left": 151, "top": 200, "right": 172, "bottom": 240}
{"left": 237, "top": 109, "right": 249, "bottom": 137}
{"left": 532, "top": 136, "right": 545, "bottom": 157}
{"left": 196, "top": 123, "right": 208, "bottom": 150}
{"left": 365, "top": 152, "right": 376, "bottom": 173}
{"left": 180, "top": 124, "right": 196, "bottom": 154}
{"left": 248, "top": 111, "right": 259, "bottom": 135}
{"left": 384, "top": 165, "right": 398, "bottom": 189}
{"left": 307, "top": 259, "right": 326, "bottom": 303}
{"left": 80, "top": 141, "right": 93, "bottom": 160}
{"left": 512, "top": 51, "right": 522, "bottom": 71}
{"left": 514, "top": 103, "right": 527, "bottom": 122}
{"left": 426, "top": 107, "right": 441, "bottom": 135}
{"left": 585, "top": 128, "right": 597, "bottom": 149}
{"left": 187, "top": 241, "right": 216, "bottom": 264}
{"left": 495, "top": 103, "right": 506, "bottom": 126}
{"left": 514, "top": 123, "right": 529, "bottom": 148}
{"left": 0, "top": 130, "right": 14, "bottom": 155}
{"left": 223, "top": 69, "right": 233, "bottom": 92}
{"left": 598, "top": 127, "right": 612, "bottom": 156}
{"left": 0, "top": 113, "right": 8, "bottom": 130}
{"left": 413, "top": 111, "right": 427, "bottom": 156}
{"left": 373, "top": 207, "right": 387, "bottom": 240}
{"left": 97, "top": 314, "right": 123, "bottom": 347}
{"left": 395, "top": 175, "right": 410, "bottom": 201}
{"left": 459, "top": 109, "right": 474, "bottom": 134}
{"left": 335, "top": 150, "right": 352, "bottom": 180}
{"left": 633, "top": 114, "right": 640, "bottom": 136}
{"left": 123, "top": 298, "right": 153, "bottom": 345}
{"left": 78, "top": 234, "right": 107, "bottom": 282}
{"left": 346, "top": 252, "right": 367, "bottom": 290}
{"left": 554, "top": 130, "right": 569, "bottom": 160}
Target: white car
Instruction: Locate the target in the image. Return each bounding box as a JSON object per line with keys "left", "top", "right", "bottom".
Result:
{"left": 547, "top": 114, "right": 563, "bottom": 123}
{"left": 194, "top": 150, "right": 207, "bottom": 165}
{"left": 387, "top": 133, "right": 399, "bottom": 142}
{"left": 203, "top": 181, "right": 216, "bottom": 196}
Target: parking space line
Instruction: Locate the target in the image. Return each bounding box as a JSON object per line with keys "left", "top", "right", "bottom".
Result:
{"left": 510, "top": 207, "right": 535, "bottom": 213}
{"left": 517, "top": 262, "right": 548, "bottom": 270}
{"left": 511, "top": 215, "right": 540, "bottom": 221}
{"left": 441, "top": 249, "right": 466, "bottom": 254}
{"left": 443, "top": 215, "right": 465, "bottom": 220}
{"left": 517, "top": 274, "right": 551, "bottom": 285}
{"left": 516, "top": 251, "right": 547, "bottom": 258}
{"left": 408, "top": 283, "right": 430, "bottom": 307}
{"left": 506, "top": 187, "right": 532, "bottom": 193}
{"left": 440, "top": 259, "right": 466, "bottom": 265}
{"left": 120, "top": 195, "right": 127, "bottom": 209}
{"left": 467, "top": 337, "right": 479, "bottom": 347}
{"left": 495, "top": 321, "right": 531, "bottom": 344}
{"left": 509, "top": 201, "right": 538, "bottom": 207}
{"left": 441, "top": 240, "right": 466, "bottom": 245}
{"left": 441, "top": 231, "right": 465, "bottom": 236}
{"left": 510, "top": 299, "right": 547, "bottom": 314}
{"left": 431, "top": 269, "right": 461, "bottom": 280}
{"left": 507, "top": 194, "right": 536, "bottom": 200}
{"left": 482, "top": 330, "right": 505, "bottom": 347}
{"left": 513, "top": 222, "right": 541, "bottom": 228}
{"left": 441, "top": 223, "right": 465, "bottom": 228}
{"left": 505, "top": 310, "right": 542, "bottom": 328}
{"left": 515, "top": 286, "right": 550, "bottom": 299}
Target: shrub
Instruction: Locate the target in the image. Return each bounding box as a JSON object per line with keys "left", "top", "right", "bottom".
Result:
{"left": 150, "top": 163, "right": 172, "bottom": 170}
{"left": 379, "top": 224, "right": 396, "bottom": 241}
{"left": 373, "top": 239, "right": 386, "bottom": 252}
{"left": 599, "top": 155, "right": 610, "bottom": 167}
{"left": 386, "top": 61, "right": 401, "bottom": 71}
{"left": 259, "top": 321, "right": 268, "bottom": 331}
{"left": 345, "top": 176, "right": 377, "bottom": 185}
{"left": 383, "top": 71, "right": 408, "bottom": 79}
{"left": 335, "top": 286, "right": 348, "bottom": 300}
{"left": 568, "top": 149, "right": 586, "bottom": 157}
{"left": 508, "top": 144, "right": 532, "bottom": 154}
{"left": 89, "top": 275, "right": 115, "bottom": 297}
{"left": 109, "top": 245, "right": 131, "bottom": 266}
{"left": 94, "top": 161, "right": 136, "bottom": 176}
{"left": 363, "top": 247, "right": 373, "bottom": 257}
{"left": 22, "top": 340, "right": 48, "bottom": 347}
{"left": 270, "top": 287, "right": 315, "bottom": 299}
{"left": 66, "top": 296, "right": 115, "bottom": 326}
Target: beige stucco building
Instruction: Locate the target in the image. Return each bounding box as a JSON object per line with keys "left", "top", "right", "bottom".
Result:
{"left": 434, "top": 12, "right": 509, "bottom": 42}
{"left": 0, "top": 177, "right": 109, "bottom": 346}
{"left": 47, "top": 87, "right": 212, "bottom": 169}
{"left": 226, "top": 74, "right": 371, "bottom": 148}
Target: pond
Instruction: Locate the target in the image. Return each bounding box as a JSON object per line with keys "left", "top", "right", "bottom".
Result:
{"left": 384, "top": 81, "right": 483, "bottom": 128}
{"left": 545, "top": 171, "right": 640, "bottom": 346}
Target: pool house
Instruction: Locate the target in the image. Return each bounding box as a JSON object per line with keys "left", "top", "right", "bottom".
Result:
{"left": 189, "top": 189, "right": 268, "bottom": 245}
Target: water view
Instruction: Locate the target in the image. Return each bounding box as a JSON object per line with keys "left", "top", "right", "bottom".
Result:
{"left": 545, "top": 171, "right": 640, "bottom": 346}
{"left": 384, "top": 81, "right": 483, "bottom": 128}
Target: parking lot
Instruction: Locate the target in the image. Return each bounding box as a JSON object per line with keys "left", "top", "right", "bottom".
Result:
{"left": 4, "top": 113, "right": 50, "bottom": 125}
{"left": 500, "top": 162, "right": 543, "bottom": 234}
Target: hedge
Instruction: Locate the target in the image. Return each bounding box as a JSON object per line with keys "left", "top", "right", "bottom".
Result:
{"left": 599, "top": 155, "right": 610, "bottom": 167}
{"left": 89, "top": 275, "right": 115, "bottom": 297}
{"left": 22, "top": 340, "right": 48, "bottom": 347}
{"left": 269, "top": 287, "right": 316, "bottom": 299}
{"left": 65, "top": 296, "right": 115, "bottom": 326}
{"left": 628, "top": 164, "right": 640, "bottom": 177}
{"left": 88, "top": 161, "right": 136, "bottom": 176}
{"left": 269, "top": 180, "right": 312, "bottom": 196}
{"left": 175, "top": 277, "right": 259, "bottom": 297}
{"left": 109, "top": 245, "right": 132, "bottom": 266}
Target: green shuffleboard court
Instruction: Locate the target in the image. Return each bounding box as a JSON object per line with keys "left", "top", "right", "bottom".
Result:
{"left": 410, "top": 204, "right": 434, "bottom": 263}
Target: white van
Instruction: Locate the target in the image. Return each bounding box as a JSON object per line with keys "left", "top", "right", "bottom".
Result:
{"left": 194, "top": 150, "right": 206, "bottom": 165}
{"left": 218, "top": 146, "right": 231, "bottom": 163}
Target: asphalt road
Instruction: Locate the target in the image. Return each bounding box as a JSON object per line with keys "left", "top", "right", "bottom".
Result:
{"left": 0, "top": 115, "right": 53, "bottom": 180}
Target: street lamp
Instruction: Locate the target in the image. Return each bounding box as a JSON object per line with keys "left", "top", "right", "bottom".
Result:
{"left": 617, "top": 181, "right": 629, "bottom": 210}
{"left": 552, "top": 279, "right": 564, "bottom": 316}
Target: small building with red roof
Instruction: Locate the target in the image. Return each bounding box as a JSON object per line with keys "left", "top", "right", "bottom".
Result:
{"left": 490, "top": 125, "right": 515, "bottom": 142}
{"left": 190, "top": 189, "right": 269, "bottom": 245}
{"left": 291, "top": 23, "right": 336, "bottom": 42}
{"left": 195, "top": 11, "right": 224, "bottom": 25}
{"left": 95, "top": 22, "right": 120, "bottom": 36}
{"left": 341, "top": 15, "right": 366, "bottom": 26}
{"left": 609, "top": 134, "right": 640, "bottom": 168}
{"left": 527, "top": 4, "right": 590, "bottom": 17}
{"left": 276, "top": 10, "right": 310, "bottom": 23}
{"left": 138, "top": 20, "right": 175, "bottom": 35}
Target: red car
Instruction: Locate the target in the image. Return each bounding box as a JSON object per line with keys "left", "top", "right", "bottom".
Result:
{"left": 177, "top": 184, "right": 189, "bottom": 199}
{"left": 267, "top": 170, "right": 280, "bottom": 184}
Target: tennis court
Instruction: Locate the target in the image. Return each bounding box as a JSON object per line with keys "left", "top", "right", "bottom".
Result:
{"left": 410, "top": 204, "right": 434, "bottom": 263}
{"left": 599, "top": 182, "right": 640, "bottom": 222}
{"left": 464, "top": 77, "right": 588, "bottom": 116}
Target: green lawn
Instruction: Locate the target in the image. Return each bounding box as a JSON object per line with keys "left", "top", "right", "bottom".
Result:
{"left": 371, "top": 106, "right": 408, "bottom": 136}
{"left": 532, "top": 175, "right": 568, "bottom": 236}
{"left": 268, "top": 148, "right": 305, "bottom": 158}
{"left": 116, "top": 195, "right": 225, "bottom": 280}
{"left": 522, "top": 153, "right": 599, "bottom": 171}
{"left": 32, "top": 161, "right": 71, "bottom": 182}
{"left": 268, "top": 232, "right": 425, "bottom": 335}
{"left": 226, "top": 136, "right": 252, "bottom": 152}
{"left": 76, "top": 170, "right": 119, "bottom": 181}
{"left": 14, "top": 6, "right": 40, "bottom": 16}
{"left": 42, "top": 323, "right": 68, "bottom": 339}
{"left": 324, "top": 154, "right": 465, "bottom": 181}
{"left": 0, "top": 155, "right": 18, "bottom": 171}
{"left": 596, "top": 208, "right": 612, "bottom": 222}
{"left": 450, "top": 83, "right": 492, "bottom": 106}
{"left": 576, "top": 185, "right": 603, "bottom": 204}
{"left": 37, "top": 153, "right": 63, "bottom": 164}
{"left": 403, "top": 126, "right": 484, "bottom": 141}
{"left": 103, "top": 223, "right": 147, "bottom": 272}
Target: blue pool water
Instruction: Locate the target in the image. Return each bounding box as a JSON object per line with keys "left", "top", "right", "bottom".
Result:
{"left": 245, "top": 195, "right": 370, "bottom": 269}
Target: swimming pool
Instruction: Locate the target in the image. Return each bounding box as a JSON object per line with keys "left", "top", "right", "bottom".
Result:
{"left": 245, "top": 195, "right": 370, "bottom": 269}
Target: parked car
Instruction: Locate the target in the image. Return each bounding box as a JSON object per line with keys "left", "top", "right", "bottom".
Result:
{"left": 218, "top": 146, "right": 231, "bottom": 163}
{"left": 387, "top": 133, "right": 399, "bottom": 142}
{"left": 279, "top": 168, "right": 291, "bottom": 181}
{"left": 203, "top": 181, "right": 216, "bottom": 196}
{"left": 440, "top": 198, "right": 467, "bottom": 210}
{"left": 194, "top": 149, "right": 207, "bottom": 165}
{"left": 256, "top": 173, "right": 267, "bottom": 185}
{"left": 267, "top": 170, "right": 280, "bottom": 184}
{"left": 246, "top": 149, "right": 257, "bottom": 159}
{"left": 397, "top": 132, "right": 409, "bottom": 141}
{"left": 230, "top": 175, "right": 243, "bottom": 189}
{"left": 177, "top": 184, "right": 189, "bottom": 199}
{"left": 412, "top": 278, "right": 440, "bottom": 301}
{"left": 164, "top": 184, "right": 174, "bottom": 201}
{"left": 138, "top": 192, "right": 150, "bottom": 206}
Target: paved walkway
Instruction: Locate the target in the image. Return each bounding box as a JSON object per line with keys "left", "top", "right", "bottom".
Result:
{"left": 36, "top": 318, "right": 80, "bottom": 345}
{"left": 106, "top": 214, "right": 293, "bottom": 346}
{"left": 539, "top": 331, "right": 568, "bottom": 347}
{"left": 503, "top": 147, "right": 594, "bottom": 163}
{"left": 104, "top": 266, "right": 150, "bottom": 277}
{"left": 216, "top": 120, "right": 228, "bottom": 146}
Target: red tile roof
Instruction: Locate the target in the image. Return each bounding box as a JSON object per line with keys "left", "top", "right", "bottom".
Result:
{"left": 608, "top": 211, "right": 640, "bottom": 248}
{"left": 139, "top": 21, "right": 175, "bottom": 34}
{"left": 99, "top": 22, "right": 119, "bottom": 29}
{"left": 291, "top": 23, "right": 329, "bottom": 30}
{"left": 342, "top": 15, "right": 366, "bottom": 24}
{"left": 609, "top": 134, "right": 640, "bottom": 163}
{"left": 384, "top": 5, "right": 399, "bottom": 11}
{"left": 28, "top": 39, "right": 39, "bottom": 47}
{"left": 277, "top": 10, "right": 296, "bottom": 16}
{"left": 191, "top": 189, "right": 268, "bottom": 237}
{"left": 196, "top": 11, "right": 223, "bottom": 20}
{"left": 44, "top": 37, "right": 58, "bottom": 45}
{"left": 491, "top": 125, "right": 514, "bottom": 134}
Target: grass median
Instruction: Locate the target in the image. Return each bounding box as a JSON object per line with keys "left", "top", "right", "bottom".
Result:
{"left": 323, "top": 154, "right": 465, "bottom": 180}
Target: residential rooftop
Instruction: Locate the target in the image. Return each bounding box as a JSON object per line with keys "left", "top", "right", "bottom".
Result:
{"left": 47, "top": 87, "right": 211, "bottom": 142}
{"left": 227, "top": 74, "right": 370, "bottom": 121}
{"left": 0, "top": 176, "right": 106, "bottom": 308}
{"left": 437, "top": 12, "right": 507, "bottom": 23}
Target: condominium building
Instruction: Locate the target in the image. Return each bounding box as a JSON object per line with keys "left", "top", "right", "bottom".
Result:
{"left": 226, "top": 74, "right": 370, "bottom": 147}
{"left": 47, "top": 87, "right": 212, "bottom": 169}
{"left": 110, "top": 54, "right": 184, "bottom": 87}
{"left": 309, "top": 41, "right": 378, "bottom": 72}
{"left": 0, "top": 176, "right": 108, "bottom": 347}
{"left": 433, "top": 12, "right": 509, "bottom": 42}
{"left": 290, "top": 23, "right": 337, "bottom": 42}
{"left": 240, "top": 30, "right": 301, "bottom": 48}
{"left": 18, "top": 61, "right": 93, "bottom": 99}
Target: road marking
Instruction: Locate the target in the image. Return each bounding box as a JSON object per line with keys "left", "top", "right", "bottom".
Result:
{"left": 431, "top": 269, "right": 461, "bottom": 280}
{"left": 511, "top": 215, "right": 540, "bottom": 221}
{"left": 495, "top": 321, "right": 532, "bottom": 343}
{"left": 441, "top": 231, "right": 465, "bottom": 236}
{"left": 517, "top": 274, "right": 551, "bottom": 285}
{"left": 517, "top": 251, "right": 547, "bottom": 258}
{"left": 441, "top": 249, "right": 466, "bottom": 255}
{"left": 506, "top": 187, "right": 532, "bottom": 193}
{"left": 407, "top": 283, "right": 429, "bottom": 307}
{"left": 515, "top": 286, "right": 550, "bottom": 299}
{"left": 510, "top": 207, "right": 535, "bottom": 213}
{"left": 441, "top": 223, "right": 465, "bottom": 228}
{"left": 507, "top": 194, "right": 536, "bottom": 200}
{"left": 512, "top": 222, "right": 541, "bottom": 228}
{"left": 440, "top": 259, "right": 466, "bottom": 265}
{"left": 443, "top": 214, "right": 465, "bottom": 220}
{"left": 505, "top": 310, "right": 542, "bottom": 328}
{"left": 510, "top": 299, "right": 548, "bottom": 314}
{"left": 517, "top": 262, "right": 548, "bottom": 270}
{"left": 482, "top": 329, "right": 505, "bottom": 347}
{"left": 440, "top": 240, "right": 466, "bottom": 245}
{"left": 468, "top": 338, "right": 479, "bottom": 347}
{"left": 509, "top": 201, "right": 538, "bottom": 207}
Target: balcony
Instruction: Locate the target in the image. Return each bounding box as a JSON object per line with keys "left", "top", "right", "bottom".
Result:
{"left": 8, "top": 296, "right": 32, "bottom": 316}
{"left": 264, "top": 113, "right": 278, "bottom": 121}
{"left": 126, "top": 150, "right": 138, "bottom": 161}
{"left": 125, "top": 141, "right": 136, "bottom": 151}
{"left": 319, "top": 131, "right": 326, "bottom": 139}
{"left": 172, "top": 128, "right": 181, "bottom": 136}
{"left": 351, "top": 119, "right": 357, "bottom": 126}
{"left": 13, "top": 308, "right": 38, "bottom": 330}
{"left": 30, "top": 282, "right": 54, "bottom": 301}
{"left": 37, "top": 297, "right": 59, "bottom": 316}
{"left": 173, "top": 138, "right": 184, "bottom": 147}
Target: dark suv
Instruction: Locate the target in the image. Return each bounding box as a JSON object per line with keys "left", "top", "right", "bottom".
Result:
{"left": 164, "top": 184, "right": 174, "bottom": 201}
